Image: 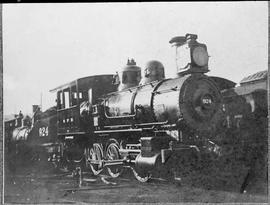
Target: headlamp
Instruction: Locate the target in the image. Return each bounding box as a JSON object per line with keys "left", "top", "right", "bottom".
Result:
{"left": 192, "top": 46, "right": 209, "bottom": 67}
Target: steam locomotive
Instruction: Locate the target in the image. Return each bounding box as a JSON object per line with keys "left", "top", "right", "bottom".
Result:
{"left": 5, "top": 34, "right": 267, "bottom": 186}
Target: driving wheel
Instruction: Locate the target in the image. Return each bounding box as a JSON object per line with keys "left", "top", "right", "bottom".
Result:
{"left": 106, "top": 143, "right": 123, "bottom": 178}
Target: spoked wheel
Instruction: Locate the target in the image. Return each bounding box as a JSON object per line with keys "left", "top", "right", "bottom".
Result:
{"left": 88, "top": 143, "right": 104, "bottom": 175}
{"left": 106, "top": 143, "right": 123, "bottom": 178}
{"left": 131, "top": 154, "right": 151, "bottom": 183}
{"left": 131, "top": 166, "right": 152, "bottom": 183}
{"left": 62, "top": 144, "right": 84, "bottom": 171}
{"left": 58, "top": 157, "right": 70, "bottom": 172}
{"left": 56, "top": 150, "right": 74, "bottom": 172}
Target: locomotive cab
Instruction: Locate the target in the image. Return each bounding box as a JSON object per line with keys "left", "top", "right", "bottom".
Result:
{"left": 50, "top": 75, "right": 117, "bottom": 136}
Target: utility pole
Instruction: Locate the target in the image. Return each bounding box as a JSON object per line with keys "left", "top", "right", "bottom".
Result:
{"left": 40, "top": 92, "right": 42, "bottom": 111}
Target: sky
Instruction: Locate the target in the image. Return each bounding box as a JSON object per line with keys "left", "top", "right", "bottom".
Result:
{"left": 3, "top": 2, "right": 268, "bottom": 115}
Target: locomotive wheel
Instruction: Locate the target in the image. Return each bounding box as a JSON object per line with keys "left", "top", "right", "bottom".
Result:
{"left": 56, "top": 150, "right": 73, "bottom": 172}
{"left": 66, "top": 142, "right": 85, "bottom": 163}
{"left": 62, "top": 145, "right": 84, "bottom": 171}
{"left": 106, "top": 143, "right": 123, "bottom": 178}
{"left": 58, "top": 158, "right": 70, "bottom": 172}
{"left": 131, "top": 166, "right": 151, "bottom": 183}
{"left": 88, "top": 143, "right": 104, "bottom": 175}
{"left": 131, "top": 153, "right": 152, "bottom": 182}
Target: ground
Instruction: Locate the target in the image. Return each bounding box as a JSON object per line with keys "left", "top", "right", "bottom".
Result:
{"left": 4, "top": 160, "right": 268, "bottom": 204}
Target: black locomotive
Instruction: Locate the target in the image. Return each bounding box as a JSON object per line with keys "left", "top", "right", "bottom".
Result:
{"left": 5, "top": 34, "right": 267, "bottom": 188}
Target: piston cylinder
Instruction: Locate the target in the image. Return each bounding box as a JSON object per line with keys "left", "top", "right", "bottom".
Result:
{"left": 135, "top": 153, "right": 160, "bottom": 173}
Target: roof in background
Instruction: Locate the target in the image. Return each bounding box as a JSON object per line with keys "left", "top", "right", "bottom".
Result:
{"left": 240, "top": 70, "right": 267, "bottom": 85}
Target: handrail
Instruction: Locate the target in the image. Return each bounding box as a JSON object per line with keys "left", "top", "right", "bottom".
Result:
{"left": 152, "top": 86, "right": 179, "bottom": 95}
{"left": 104, "top": 109, "right": 137, "bottom": 119}
{"left": 94, "top": 128, "right": 143, "bottom": 134}
{"left": 134, "top": 121, "right": 168, "bottom": 127}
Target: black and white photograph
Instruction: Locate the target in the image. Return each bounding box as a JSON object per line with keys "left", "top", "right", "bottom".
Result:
{"left": 2, "top": 2, "right": 268, "bottom": 204}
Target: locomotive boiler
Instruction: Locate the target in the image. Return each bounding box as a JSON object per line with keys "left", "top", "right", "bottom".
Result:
{"left": 101, "top": 66, "right": 222, "bottom": 133}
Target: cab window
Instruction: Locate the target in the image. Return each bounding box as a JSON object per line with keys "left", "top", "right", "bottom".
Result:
{"left": 77, "top": 90, "right": 89, "bottom": 104}
{"left": 57, "top": 91, "right": 64, "bottom": 109}
{"left": 71, "top": 86, "right": 78, "bottom": 106}
{"left": 63, "top": 88, "right": 70, "bottom": 109}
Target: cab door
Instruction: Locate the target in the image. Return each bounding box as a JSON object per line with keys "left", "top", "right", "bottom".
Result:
{"left": 57, "top": 85, "right": 81, "bottom": 135}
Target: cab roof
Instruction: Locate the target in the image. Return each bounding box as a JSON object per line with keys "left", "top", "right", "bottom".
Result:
{"left": 49, "top": 74, "right": 114, "bottom": 93}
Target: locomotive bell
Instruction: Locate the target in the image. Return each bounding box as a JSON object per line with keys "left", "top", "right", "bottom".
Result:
{"left": 139, "top": 60, "right": 165, "bottom": 85}
{"left": 169, "top": 33, "right": 209, "bottom": 76}
{"left": 117, "top": 59, "right": 141, "bottom": 91}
